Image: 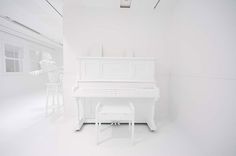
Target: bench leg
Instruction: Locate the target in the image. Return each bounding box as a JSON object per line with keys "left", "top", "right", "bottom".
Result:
{"left": 131, "top": 119, "right": 134, "bottom": 144}
{"left": 96, "top": 118, "right": 99, "bottom": 145}
{"left": 129, "top": 122, "right": 131, "bottom": 133}
{"left": 97, "top": 122, "right": 101, "bottom": 145}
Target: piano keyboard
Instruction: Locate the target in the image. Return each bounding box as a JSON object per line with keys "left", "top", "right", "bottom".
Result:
{"left": 73, "top": 88, "right": 160, "bottom": 98}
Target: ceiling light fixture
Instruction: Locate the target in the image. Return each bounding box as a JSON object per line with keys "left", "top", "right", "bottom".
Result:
{"left": 120, "top": 0, "right": 132, "bottom": 8}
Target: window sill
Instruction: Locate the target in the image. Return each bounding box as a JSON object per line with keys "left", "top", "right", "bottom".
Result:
{"left": 0, "top": 72, "right": 30, "bottom": 76}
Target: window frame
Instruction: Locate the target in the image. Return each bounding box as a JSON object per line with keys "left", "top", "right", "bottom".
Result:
{"left": 3, "top": 43, "right": 24, "bottom": 73}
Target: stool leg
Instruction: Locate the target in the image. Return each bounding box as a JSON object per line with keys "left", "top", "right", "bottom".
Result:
{"left": 57, "top": 92, "right": 60, "bottom": 113}
{"left": 53, "top": 92, "right": 56, "bottom": 112}
{"left": 51, "top": 93, "right": 55, "bottom": 113}
{"left": 96, "top": 118, "right": 99, "bottom": 145}
{"left": 131, "top": 119, "right": 134, "bottom": 144}
{"left": 129, "top": 121, "right": 131, "bottom": 133}
{"left": 46, "top": 94, "right": 49, "bottom": 116}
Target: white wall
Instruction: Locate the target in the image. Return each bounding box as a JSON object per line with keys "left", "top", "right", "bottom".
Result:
{"left": 169, "top": 0, "right": 236, "bottom": 155}
{"left": 63, "top": 0, "right": 176, "bottom": 122}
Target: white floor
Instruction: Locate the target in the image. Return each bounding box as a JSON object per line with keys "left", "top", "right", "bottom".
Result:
{"left": 0, "top": 90, "right": 206, "bottom": 156}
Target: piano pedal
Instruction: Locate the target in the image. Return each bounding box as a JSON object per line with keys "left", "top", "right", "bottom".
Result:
{"left": 111, "top": 121, "right": 120, "bottom": 126}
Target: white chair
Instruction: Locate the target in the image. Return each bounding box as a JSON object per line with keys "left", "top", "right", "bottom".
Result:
{"left": 95, "top": 102, "right": 135, "bottom": 145}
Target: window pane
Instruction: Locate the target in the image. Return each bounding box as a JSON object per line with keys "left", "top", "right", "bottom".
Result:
{"left": 5, "top": 44, "right": 23, "bottom": 58}
{"left": 29, "top": 50, "right": 41, "bottom": 71}
{"left": 5, "top": 50, "right": 14, "bottom": 58}
{"left": 5, "top": 59, "right": 20, "bottom": 72}
{"left": 4, "top": 44, "right": 23, "bottom": 72}
{"left": 14, "top": 51, "right": 19, "bottom": 58}
{"left": 5, "top": 59, "right": 15, "bottom": 72}
{"left": 14, "top": 60, "right": 20, "bottom": 72}
{"left": 15, "top": 47, "right": 23, "bottom": 58}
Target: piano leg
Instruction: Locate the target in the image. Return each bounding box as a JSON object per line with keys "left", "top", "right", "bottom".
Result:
{"left": 147, "top": 120, "right": 157, "bottom": 131}
{"left": 147, "top": 100, "right": 157, "bottom": 131}
{"left": 75, "top": 98, "right": 85, "bottom": 131}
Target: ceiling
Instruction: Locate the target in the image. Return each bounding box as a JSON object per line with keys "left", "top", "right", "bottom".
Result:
{"left": 0, "top": 0, "right": 63, "bottom": 44}
{"left": 0, "top": 0, "right": 160, "bottom": 45}
{"left": 78, "top": 0, "right": 158, "bottom": 9}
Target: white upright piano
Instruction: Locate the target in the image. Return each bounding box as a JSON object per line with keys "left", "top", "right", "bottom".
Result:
{"left": 73, "top": 57, "right": 160, "bottom": 131}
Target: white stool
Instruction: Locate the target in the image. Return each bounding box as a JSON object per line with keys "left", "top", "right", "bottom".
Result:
{"left": 46, "top": 83, "right": 63, "bottom": 115}
{"left": 95, "top": 102, "right": 135, "bottom": 145}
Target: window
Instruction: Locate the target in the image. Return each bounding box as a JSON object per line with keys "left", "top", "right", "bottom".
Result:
{"left": 4, "top": 44, "right": 23, "bottom": 72}
{"left": 29, "top": 50, "right": 41, "bottom": 71}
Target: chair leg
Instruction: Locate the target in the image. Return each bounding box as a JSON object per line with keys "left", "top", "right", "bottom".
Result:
{"left": 61, "top": 93, "right": 65, "bottom": 114}
{"left": 57, "top": 92, "right": 60, "bottom": 112}
{"left": 46, "top": 95, "right": 49, "bottom": 116}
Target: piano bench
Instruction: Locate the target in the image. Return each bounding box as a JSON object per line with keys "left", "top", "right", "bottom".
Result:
{"left": 95, "top": 102, "right": 135, "bottom": 145}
